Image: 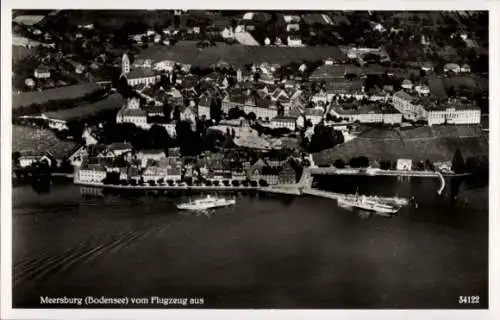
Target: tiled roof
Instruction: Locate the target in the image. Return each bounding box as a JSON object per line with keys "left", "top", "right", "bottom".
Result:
{"left": 122, "top": 108, "right": 147, "bottom": 117}
{"left": 108, "top": 142, "right": 132, "bottom": 150}
{"left": 273, "top": 116, "right": 297, "bottom": 122}
{"left": 127, "top": 67, "right": 156, "bottom": 79}
{"left": 139, "top": 149, "right": 165, "bottom": 155}
{"left": 393, "top": 90, "right": 415, "bottom": 101}
{"left": 199, "top": 93, "right": 213, "bottom": 107}
{"left": 331, "top": 103, "right": 400, "bottom": 115}
{"left": 304, "top": 108, "right": 324, "bottom": 116}
{"left": 325, "top": 80, "right": 363, "bottom": 93}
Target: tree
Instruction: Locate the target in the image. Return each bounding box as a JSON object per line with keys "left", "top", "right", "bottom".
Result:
{"left": 160, "top": 73, "right": 171, "bottom": 88}
{"left": 246, "top": 112, "right": 257, "bottom": 121}
{"left": 380, "top": 160, "right": 392, "bottom": 170}
{"left": 228, "top": 107, "right": 242, "bottom": 119}
{"left": 210, "top": 97, "right": 222, "bottom": 123}
{"left": 117, "top": 75, "right": 132, "bottom": 98}
{"left": 358, "top": 156, "right": 369, "bottom": 168}
{"left": 452, "top": 149, "right": 465, "bottom": 174}
{"left": 231, "top": 180, "right": 240, "bottom": 187}
{"left": 12, "top": 151, "right": 20, "bottom": 167}
{"left": 349, "top": 157, "right": 360, "bottom": 168}
{"left": 333, "top": 159, "right": 345, "bottom": 168}
{"left": 148, "top": 124, "right": 169, "bottom": 150}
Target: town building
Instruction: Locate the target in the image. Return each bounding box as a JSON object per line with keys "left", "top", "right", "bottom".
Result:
{"left": 153, "top": 60, "right": 176, "bottom": 72}
{"left": 391, "top": 90, "right": 427, "bottom": 121}
{"left": 401, "top": 79, "right": 413, "bottom": 90}
{"left": 277, "top": 162, "right": 296, "bottom": 184}
{"left": 198, "top": 93, "right": 212, "bottom": 120}
{"left": 326, "top": 80, "right": 365, "bottom": 100}
{"left": 304, "top": 108, "right": 324, "bottom": 125}
{"left": 34, "top": 67, "right": 51, "bottom": 79}
{"left": 287, "top": 35, "right": 303, "bottom": 47}
{"left": 414, "top": 85, "right": 431, "bottom": 96}
{"left": 286, "top": 23, "right": 300, "bottom": 32}
{"left": 133, "top": 59, "right": 153, "bottom": 68}
{"left": 136, "top": 150, "right": 167, "bottom": 168}
{"left": 221, "top": 26, "right": 235, "bottom": 39}
{"left": 116, "top": 98, "right": 148, "bottom": 129}
{"left": 443, "top": 63, "right": 461, "bottom": 73}
{"left": 396, "top": 159, "right": 413, "bottom": 171}
{"left": 222, "top": 89, "right": 278, "bottom": 120}
{"left": 329, "top": 103, "right": 403, "bottom": 124}
{"left": 77, "top": 158, "right": 108, "bottom": 184}
{"left": 100, "top": 143, "right": 133, "bottom": 158}
{"left": 126, "top": 67, "right": 160, "bottom": 86}
{"left": 270, "top": 116, "right": 297, "bottom": 131}
{"left": 425, "top": 102, "right": 481, "bottom": 126}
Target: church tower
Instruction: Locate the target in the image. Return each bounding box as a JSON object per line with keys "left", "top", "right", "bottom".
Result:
{"left": 236, "top": 68, "right": 242, "bottom": 83}
{"left": 121, "top": 53, "right": 130, "bottom": 75}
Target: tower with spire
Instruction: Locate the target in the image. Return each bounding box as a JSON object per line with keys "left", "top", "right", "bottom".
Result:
{"left": 121, "top": 53, "right": 130, "bottom": 75}
{"left": 236, "top": 68, "right": 242, "bottom": 83}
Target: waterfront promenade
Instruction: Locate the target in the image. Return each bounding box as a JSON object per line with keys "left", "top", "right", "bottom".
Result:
{"left": 307, "top": 167, "right": 447, "bottom": 195}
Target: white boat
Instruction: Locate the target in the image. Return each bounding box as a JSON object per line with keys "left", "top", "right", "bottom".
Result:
{"left": 337, "top": 194, "right": 400, "bottom": 217}
{"left": 176, "top": 195, "right": 236, "bottom": 211}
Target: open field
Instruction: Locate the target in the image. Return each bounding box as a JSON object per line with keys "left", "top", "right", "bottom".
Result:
{"left": 427, "top": 75, "right": 488, "bottom": 99}
{"left": 443, "top": 75, "right": 489, "bottom": 93}
{"left": 13, "top": 125, "right": 77, "bottom": 158}
{"left": 12, "top": 83, "right": 103, "bottom": 110}
{"left": 12, "top": 15, "right": 46, "bottom": 25}
{"left": 135, "top": 42, "right": 346, "bottom": 68}
{"left": 314, "top": 125, "right": 488, "bottom": 164}
{"left": 44, "top": 93, "right": 124, "bottom": 121}
{"left": 39, "top": 10, "right": 174, "bottom": 29}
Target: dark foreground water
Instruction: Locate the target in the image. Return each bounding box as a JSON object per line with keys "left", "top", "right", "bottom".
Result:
{"left": 12, "top": 177, "right": 488, "bottom": 309}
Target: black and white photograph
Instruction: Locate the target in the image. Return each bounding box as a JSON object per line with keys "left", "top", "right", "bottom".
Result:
{"left": 1, "top": 2, "right": 498, "bottom": 319}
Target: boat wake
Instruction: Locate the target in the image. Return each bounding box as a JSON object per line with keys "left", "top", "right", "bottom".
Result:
{"left": 13, "top": 217, "right": 182, "bottom": 287}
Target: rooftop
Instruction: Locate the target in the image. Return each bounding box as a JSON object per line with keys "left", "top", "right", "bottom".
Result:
{"left": 331, "top": 103, "right": 400, "bottom": 115}
{"left": 127, "top": 67, "right": 156, "bottom": 79}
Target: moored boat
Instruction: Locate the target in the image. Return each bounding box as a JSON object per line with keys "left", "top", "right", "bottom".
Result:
{"left": 176, "top": 195, "right": 236, "bottom": 211}
{"left": 337, "top": 193, "right": 401, "bottom": 217}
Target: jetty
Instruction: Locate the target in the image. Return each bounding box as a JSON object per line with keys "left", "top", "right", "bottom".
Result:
{"left": 308, "top": 167, "right": 447, "bottom": 195}
{"left": 302, "top": 187, "right": 409, "bottom": 206}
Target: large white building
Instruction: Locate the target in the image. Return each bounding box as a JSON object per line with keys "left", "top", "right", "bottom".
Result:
{"left": 426, "top": 104, "right": 481, "bottom": 126}
{"left": 77, "top": 158, "right": 108, "bottom": 184}
{"left": 304, "top": 108, "right": 324, "bottom": 125}
{"left": 270, "top": 116, "right": 297, "bottom": 131}
{"left": 126, "top": 68, "right": 160, "bottom": 86}
{"left": 391, "top": 90, "right": 427, "bottom": 121}
{"left": 34, "top": 67, "right": 51, "bottom": 79}
{"left": 198, "top": 93, "right": 212, "bottom": 120}
{"left": 222, "top": 90, "right": 278, "bottom": 120}
{"left": 329, "top": 103, "right": 403, "bottom": 124}
{"left": 116, "top": 98, "right": 148, "bottom": 128}
{"left": 116, "top": 98, "right": 177, "bottom": 136}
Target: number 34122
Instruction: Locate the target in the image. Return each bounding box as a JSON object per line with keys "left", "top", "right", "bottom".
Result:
{"left": 458, "top": 296, "right": 480, "bottom": 304}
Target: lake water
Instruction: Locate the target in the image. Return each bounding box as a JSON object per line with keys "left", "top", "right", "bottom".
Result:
{"left": 12, "top": 176, "right": 488, "bottom": 309}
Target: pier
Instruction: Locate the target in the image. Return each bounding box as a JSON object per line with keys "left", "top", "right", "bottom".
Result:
{"left": 308, "top": 167, "right": 447, "bottom": 195}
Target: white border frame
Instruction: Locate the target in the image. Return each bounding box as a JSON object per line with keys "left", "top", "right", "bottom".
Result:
{"left": 1, "top": 1, "right": 499, "bottom": 319}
